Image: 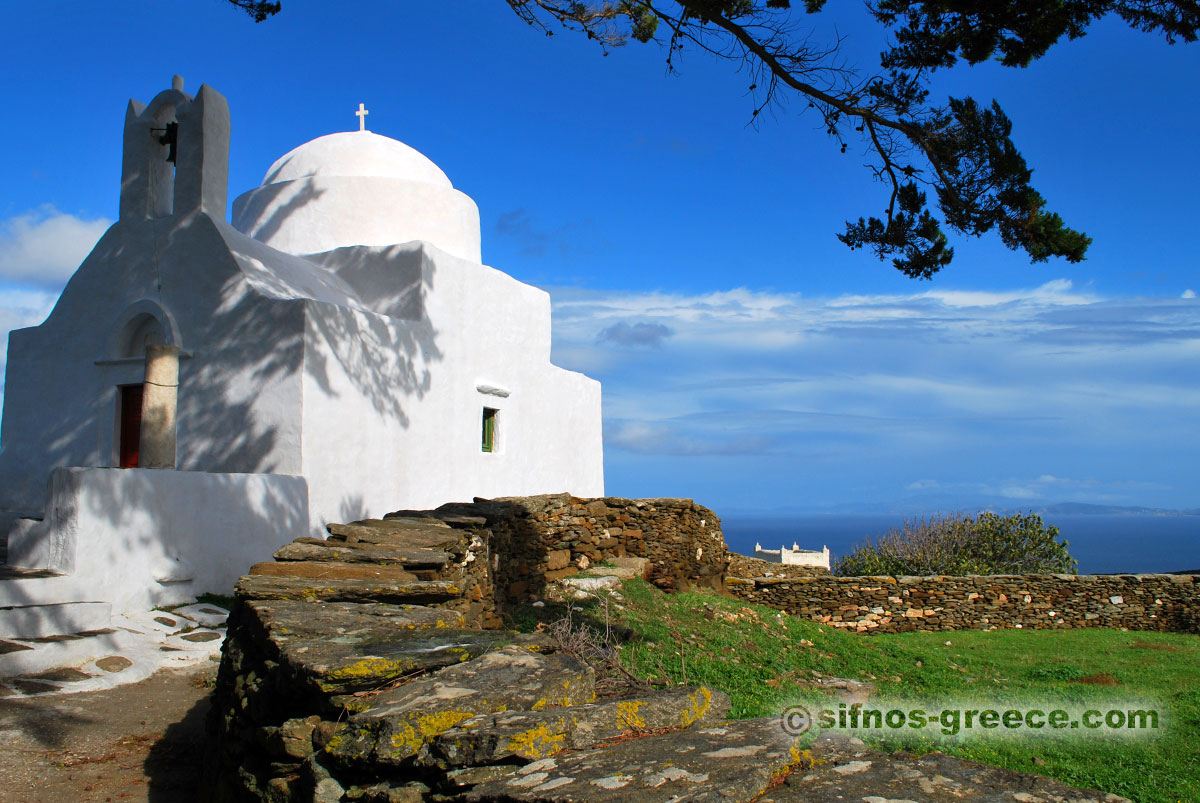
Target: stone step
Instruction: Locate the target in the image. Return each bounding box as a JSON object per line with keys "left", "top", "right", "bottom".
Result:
{"left": 0, "top": 566, "right": 62, "bottom": 580}
{"left": 248, "top": 561, "right": 418, "bottom": 584}
{"left": 385, "top": 509, "right": 488, "bottom": 528}
{"left": 327, "top": 522, "right": 467, "bottom": 553}
{"left": 242, "top": 599, "right": 553, "bottom": 696}
{"left": 457, "top": 717, "right": 808, "bottom": 802}
{"left": 424, "top": 685, "right": 731, "bottom": 769}
{"left": 247, "top": 598, "right": 468, "bottom": 637}
{"left": 235, "top": 574, "right": 464, "bottom": 605}
{"left": 0, "top": 600, "right": 111, "bottom": 639}
{"left": 357, "top": 516, "right": 452, "bottom": 530}
{"left": 293, "top": 630, "right": 550, "bottom": 697}
{"left": 322, "top": 645, "right": 596, "bottom": 769}
{"left": 0, "top": 574, "right": 99, "bottom": 608}
{"left": 274, "top": 540, "right": 453, "bottom": 567}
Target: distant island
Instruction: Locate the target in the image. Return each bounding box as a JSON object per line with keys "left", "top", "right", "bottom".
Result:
{"left": 720, "top": 499, "right": 1200, "bottom": 518}
{"left": 1028, "top": 502, "right": 1200, "bottom": 516}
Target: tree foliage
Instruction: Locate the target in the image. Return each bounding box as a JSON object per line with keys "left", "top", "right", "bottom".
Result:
{"left": 227, "top": 0, "right": 1200, "bottom": 278}
{"left": 226, "top": 0, "right": 281, "bottom": 23}
{"left": 833, "top": 511, "right": 1077, "bottom": 576}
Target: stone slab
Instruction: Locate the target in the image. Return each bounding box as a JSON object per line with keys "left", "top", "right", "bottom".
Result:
{"left": 363, "top": 516, "right": 452, "bottom": 529}
{"left": 26, "top": 666, "right": 93, "bottom": 682}
{"left": 171, "top": 603, "right": 229, "bottom": 628}
{"left": 562, "top": 576, "right": 621, "bottom": 593}
{"left": 426, "top": 685, "right": 730, "bottom": 768}
{"left": 248, "top": 561, "right": 418, "bottom": 583}
{"left": 386, "top": 509, "right": 488, "bottom": 528}
{"left": 465, "top": 717, "right": 808, "bottom": 802}
{"left": 285, "top": 628, "right": 525, "bottom": 695}
{"left": 327, "top": 522, "right": 466, "bottom": 552}
{"left": 763, "top": 732, "right": 1130, "bottom": 802}
{"left": 235, "top": 575, "right": 462, "bottom": 604}
{"left": 585, "top": 557, "right": 651, "bottom": 581}
{"left": 247, "top": 599, "right": 467, "bottom": 636}
{"left": 245, "top": 600, "right": 550, "bottom": 695}
{"left": 94, "top": 655, "right": 134, "bottom": 673}
{"left": 274, "top": 541, "right": 452, "bottom": 566}
{"left": 324, "top": 646, "right": 595, "bottom": 768}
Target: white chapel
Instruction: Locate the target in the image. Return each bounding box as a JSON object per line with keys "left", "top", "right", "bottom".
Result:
{"left": 0, "top": 77, "right": 603, "bottom": 619}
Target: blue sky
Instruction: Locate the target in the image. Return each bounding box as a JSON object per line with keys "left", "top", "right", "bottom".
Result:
{"left": 2, "top": 1, "right": 1198, "bottom": 512}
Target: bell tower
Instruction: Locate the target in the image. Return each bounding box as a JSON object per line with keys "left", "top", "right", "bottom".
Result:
{"left": 119, "top": 75, "right": 230, "bottom": 221}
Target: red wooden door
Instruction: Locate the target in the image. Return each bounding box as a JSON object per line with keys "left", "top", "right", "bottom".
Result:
{"left": 119, "top": 384, "right": 144, "bottom": 468}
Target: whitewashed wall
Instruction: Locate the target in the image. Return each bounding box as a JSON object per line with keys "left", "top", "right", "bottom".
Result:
{"left": 299, "top": 241, "right": 603, "bottom": 532}
{"left": 0, "top": 215, "right": 309, "bottom": 514}
{"left": 5, "top": 467, "right": 309, "bottom": 613}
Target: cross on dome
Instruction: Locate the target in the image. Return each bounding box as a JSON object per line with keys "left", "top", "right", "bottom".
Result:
{"left": 355, "top": 103, "right": 369, "bottom": 131}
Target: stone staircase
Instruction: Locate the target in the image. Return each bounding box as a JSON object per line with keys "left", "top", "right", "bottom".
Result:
{"left": 237, "top": 511, "right": 499, "bottom": 626}
{"left": 207, "top": 509, "right": 1132, "bottom": 803}
{"left": 0, "top": 514, "right": 117, "bottom": 660}
{"left": 207, "top": 511, "right": 740, "bottom": 801}
{"left": 1, "top": 514, "right": 230, "bottom": 695}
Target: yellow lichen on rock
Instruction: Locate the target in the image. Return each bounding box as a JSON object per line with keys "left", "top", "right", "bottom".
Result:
{"left": 616, "top": 700, "right": 646, "bottom": 730}
{"left": 530, "top": 680, "right": 588, "bottom": 711}
{"left": 339, "top": 698, "right": 374, "bottom": 715}
{"left": 387, "top": 709, "right": 479, "bottom": 757}
{"left": 680, "top": 687, "right": 713, "bottom": 727}
{"left": 759, "top": 744, "right": 813, "bottom": 793}
{"left": 318, "top": 656, "right": 415, "bottom": 691}
{"left": 502, "top": 716, "right": 572, "bottom": 759}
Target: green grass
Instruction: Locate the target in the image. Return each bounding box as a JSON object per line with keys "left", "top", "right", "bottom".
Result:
{"left": 512, "top": 580, "right": 1200, "bottom": 803}
{"left": 195, "top": 591, "right": 236, "bottom": 610}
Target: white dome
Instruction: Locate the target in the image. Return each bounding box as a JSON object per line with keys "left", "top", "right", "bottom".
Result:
{"left": 261, "top": 131, "right": 453, "bottom": 189}
{"left": 233, "top": 129, "right": 481, "bottom": 263}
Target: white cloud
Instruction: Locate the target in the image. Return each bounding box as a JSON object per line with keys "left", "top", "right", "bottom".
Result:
{"left": 999, "top": 485, "right": 1043, "bottom": 499}
{"left": 1183, "top": 289, "right": 1197, "bottom": 299}
{"left": 0, "top": 287, "right": 61, "bottom": 395}
{"left": 597, "top": 321, "right": 674, "bottom": 347}
{"left": 906, "top": 479, "right": 940, "bottom": 490}
{"left": 605, "top": 419, "right": 771, "bottom": 456}
{"left": 828, "top": 279, "right": 1095, "bottom": 311}
{"left": 549, "top": 280, "right": 1200, "bottom": 506}
{"left": 0, "top": 206, "right": 110, "bottom": 284}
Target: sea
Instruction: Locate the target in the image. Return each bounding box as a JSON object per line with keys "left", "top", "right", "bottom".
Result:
{"left": 720, "top": 514, "right": 1200, "bottom": 575}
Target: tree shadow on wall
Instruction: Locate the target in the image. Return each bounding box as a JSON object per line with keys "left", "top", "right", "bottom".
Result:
{"left": 178, "top": 217, "right": 443, "bottom": 472}
{"left": 0, "top": 182, "right": 447, "bottom": 635}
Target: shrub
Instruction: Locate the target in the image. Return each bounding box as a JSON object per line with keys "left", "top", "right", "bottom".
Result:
{"left": 833, "top": 511, "right": 1075, "bottom": 576}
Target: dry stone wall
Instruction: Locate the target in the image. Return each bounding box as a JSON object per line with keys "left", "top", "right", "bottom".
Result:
{"left": 424, "top": 494, "right": 727, "bottom": 603}
{"left": 727, "top": 552, "right": 830, "bottom": 580}
{"left": 726, "top": 572, "right": 1200, "bottom": 633}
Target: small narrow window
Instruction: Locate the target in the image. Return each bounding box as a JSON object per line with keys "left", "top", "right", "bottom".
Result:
{"left": 482, "top": 407, "right": 498, "bottom": 453}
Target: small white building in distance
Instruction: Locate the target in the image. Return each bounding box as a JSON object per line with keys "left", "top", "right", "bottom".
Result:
{"left": 0, "top": 77, "right": 602, "bottom": 623}
{"left": 754, "top": 542, "right": 831, "bottom": 570}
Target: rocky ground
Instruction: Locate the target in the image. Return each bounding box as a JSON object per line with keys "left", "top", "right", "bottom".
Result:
{"left": 0, "top": 663, "right": 214, "bottom": 802}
